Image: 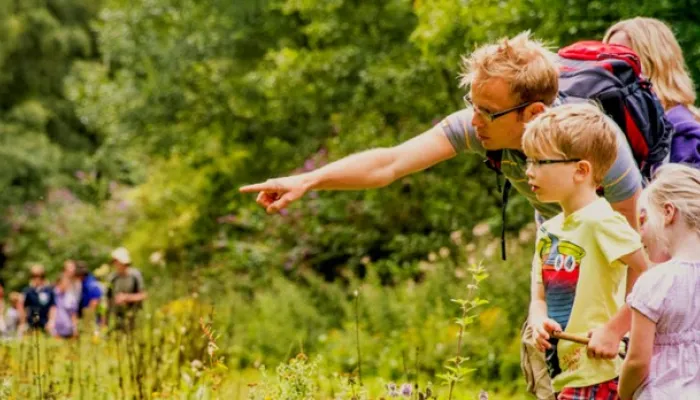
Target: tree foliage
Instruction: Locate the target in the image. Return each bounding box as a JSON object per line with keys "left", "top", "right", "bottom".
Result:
{"left": 3, "top": 0, "right": 700, "bottom": 280}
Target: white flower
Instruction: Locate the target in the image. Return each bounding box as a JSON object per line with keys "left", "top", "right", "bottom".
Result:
{"left": 439, "top": 247, "right": 450, "bottom": 258}
{"left": 472, "top": 222, "right": 491, "bottom": 237}
{"left": 149, "top": 251, "right": 164, "bottom": 265}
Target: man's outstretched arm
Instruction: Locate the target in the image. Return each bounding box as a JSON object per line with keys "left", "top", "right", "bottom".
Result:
{"left": 239, "top": 125, "right": 458, "bottom": 213}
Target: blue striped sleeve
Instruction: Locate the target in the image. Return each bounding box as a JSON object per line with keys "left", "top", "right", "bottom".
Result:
{"left": 602, "top": 129, "right": 643, "bottom": 203}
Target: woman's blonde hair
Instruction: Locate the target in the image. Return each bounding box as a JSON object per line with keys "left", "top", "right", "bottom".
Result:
{"left": 460, "top": 31, "right": 560, "bottom": 106}
{"left": 640, "top": 164, "right": 700, "bottom": 251}
{"left": 603, "top": 17, "right": 700, "bottom": 120}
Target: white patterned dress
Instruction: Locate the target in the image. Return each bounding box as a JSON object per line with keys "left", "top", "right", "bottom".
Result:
{"left": 626, "top": 260, "right": 700, "bottom": 399}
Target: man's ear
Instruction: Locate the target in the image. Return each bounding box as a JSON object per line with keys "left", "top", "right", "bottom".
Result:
{"left": 523, "top": 102, "right": 546, "bottom": 122}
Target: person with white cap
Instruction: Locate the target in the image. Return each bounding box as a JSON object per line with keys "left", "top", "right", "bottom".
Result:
{"left": 106, "top": 247, "right": 147, "bottom": 331}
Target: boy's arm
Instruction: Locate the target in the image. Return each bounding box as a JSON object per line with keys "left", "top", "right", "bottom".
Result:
{"left": 618, "top": 309, "right": 655, "bottom": 399}
{"left": 587, "top": 249, "right": 647, "bottom": 359}
{"left": 529, "top": 259, "right": 561, "bottom": 351}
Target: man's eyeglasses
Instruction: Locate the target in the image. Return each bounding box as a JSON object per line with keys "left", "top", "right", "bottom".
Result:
{"left": 463, "top": 94, "right": 536, "bottom": 122}
{"left": 525, "top": 158, "right": 582, "bottom": 168}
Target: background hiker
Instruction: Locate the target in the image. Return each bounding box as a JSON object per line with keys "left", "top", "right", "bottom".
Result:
{"left": 106, "top": 247, "right": 147, "bottom": 331}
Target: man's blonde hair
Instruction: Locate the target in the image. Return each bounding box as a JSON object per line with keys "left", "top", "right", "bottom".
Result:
{"left": 522, "top": 102, "right": 619, "bottom": 184}
{"left": 604, "top": 17, "right": 700, "bottom": 120}
{"left": 460, "top": 31, "right": 560, "bottom": 106}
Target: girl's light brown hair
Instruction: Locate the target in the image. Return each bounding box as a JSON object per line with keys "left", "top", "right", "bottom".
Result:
{"left": 639, "top": 163, "right": 700, "bottom": 251}
{"left": 603, "top": 17, "right": 700, "bottom": 121}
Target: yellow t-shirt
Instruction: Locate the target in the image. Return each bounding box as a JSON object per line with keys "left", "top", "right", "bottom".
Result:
{"left": 532, "top": 197, "right": 642, "bottom": 391}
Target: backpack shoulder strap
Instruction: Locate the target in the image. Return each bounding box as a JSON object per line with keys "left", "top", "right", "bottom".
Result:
{"left": 484, "top": 150, "right": 504, "bottom": 174}
{"left": 483, "top": 149, "right": 520, "bottom": 261}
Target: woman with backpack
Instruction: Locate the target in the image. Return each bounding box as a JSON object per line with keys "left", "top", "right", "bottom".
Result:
{"left": 604, "top": 17, "right": 700, "bottom": 169}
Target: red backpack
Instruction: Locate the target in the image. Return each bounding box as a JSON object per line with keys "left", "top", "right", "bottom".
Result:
{"left": 557, "top": 40, "right": 673, "bottom": 176}
{"left": 485, "top": 41, "right": 674, "bottom": 260}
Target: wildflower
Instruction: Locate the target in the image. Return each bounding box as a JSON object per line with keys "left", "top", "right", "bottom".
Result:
{"left": 439, "top": 247, "right": 450, "bottom": 258}
{"left": 303, "top": 159, "right": 316, "bottom": 171}
{"left": 484, "top": 240, "right": 498, "bottom": 258}
{"left": 450, "top": 230, "right": 463, "bottom": 245}
{"left": 207, "top": 341, "right": 219, "bottom": 358}
{"left": 400, "top": 383, "right": 412, "bottom": 397}
{"left": 386, "top": 382, "right": 400, "bottom": 397}
{"left": 472, "top": 222, "right": 490, "bottom": 237}
{"left": 149, "top": 251, "right": 164, "bottom": 265}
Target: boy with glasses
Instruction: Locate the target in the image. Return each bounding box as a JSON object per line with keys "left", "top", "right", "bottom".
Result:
{"left": 523, "top": 103, "right": 647, "bottom": 399}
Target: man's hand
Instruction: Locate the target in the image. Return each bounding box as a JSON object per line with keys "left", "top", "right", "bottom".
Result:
{"left": 532, "top": 318, "right": 562, "bottom": 352}
{"left": 239, "top": 175, "right": 311, "bottom": 214}
{"left": 115, "top": 293, "right": 128, "bottom": 305}
{"left": 587, "top": 326, "right": 621, "bottom": 359}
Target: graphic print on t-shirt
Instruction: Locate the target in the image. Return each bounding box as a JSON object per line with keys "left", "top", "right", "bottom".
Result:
{"left": 536, "top": 230, "right": 587, "bottom": 379}
{"left": 537, "top": 231, "right": 587, "bottom": 329}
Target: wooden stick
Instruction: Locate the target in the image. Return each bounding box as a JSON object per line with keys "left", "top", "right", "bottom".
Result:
{"left": 552, "top": 331, "right": 589, "bottom": 345}
{"left": 551, "top": 331, "right": 626, "bottom": 358}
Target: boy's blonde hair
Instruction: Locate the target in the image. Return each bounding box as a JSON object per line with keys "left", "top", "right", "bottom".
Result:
{"left": 603, "top": 17, "right": 700, "bottom": 120}
{"left": 640, "top": 164, "right": 700, "bottom": 251}
{"left": 460, "top": 31, "right": 560, "bottom": 106}
{"left": 522, "top": 102, "right": 619, "bottom": 184}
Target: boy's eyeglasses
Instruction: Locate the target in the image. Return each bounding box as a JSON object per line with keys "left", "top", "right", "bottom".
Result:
{"left": 525, "top": 158, "right": 582, "bottom": 168}
{"left": 463, "top": 94, "right": 537, "bottom": 122}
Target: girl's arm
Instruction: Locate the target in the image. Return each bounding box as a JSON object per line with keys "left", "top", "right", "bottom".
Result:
{"left": 588, "top": 249, "right": 647, "bottom": 359}
{"left": 618, "top": 308, "right": 656, "bottom": 399}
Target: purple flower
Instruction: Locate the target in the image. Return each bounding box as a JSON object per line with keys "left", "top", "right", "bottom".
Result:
{"left": 279, "top": 208, "right": 289, "bottom": 216}
{"left": 303, "top": 159, "right": 316, "bottom": 171}
{"left": 400, "top": 383, "right": 412, "bottom": 397}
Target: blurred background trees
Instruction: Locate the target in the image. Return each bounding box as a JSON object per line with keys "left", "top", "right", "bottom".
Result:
{"left": 1, "top": 0, "right": 698, "bottom": 390}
